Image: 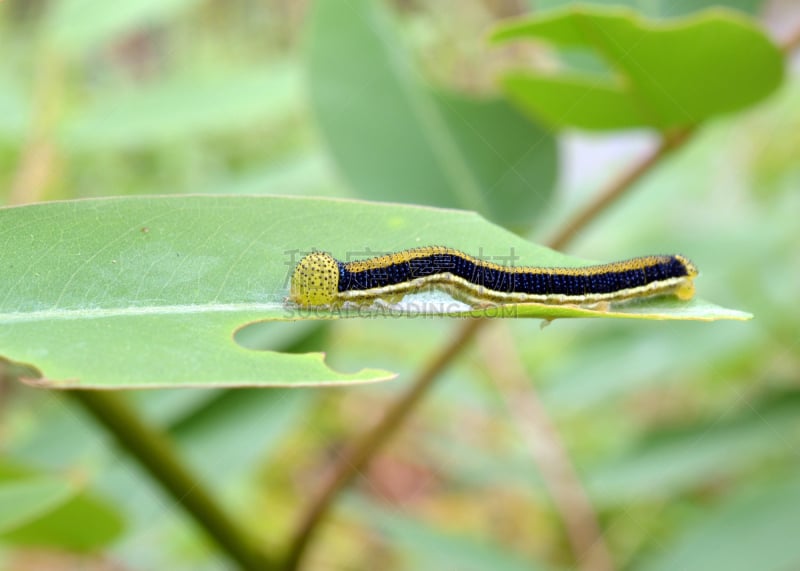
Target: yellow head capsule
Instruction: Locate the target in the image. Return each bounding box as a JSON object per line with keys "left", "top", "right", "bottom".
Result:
{"left": 289, "top": 252, "right": 340, "bottom": 307}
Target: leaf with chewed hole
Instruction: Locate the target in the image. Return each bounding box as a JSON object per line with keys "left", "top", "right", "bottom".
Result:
{"left": 0, "top": 196, "right": 747, "bottom": 389}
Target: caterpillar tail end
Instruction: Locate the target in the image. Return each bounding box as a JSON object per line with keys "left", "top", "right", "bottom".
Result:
{"left": 289, "top": 252, "right": 340, "bottom": 307}
{"left": 674, "top": 255, "right": 698, "bottom": 301}
{"left": 674, "top": 280, "right": 696, "bottom": 301}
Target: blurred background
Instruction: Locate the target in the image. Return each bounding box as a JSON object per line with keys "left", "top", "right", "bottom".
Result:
{"left": 1, "top": 0, "right": 799, "bottom": 570}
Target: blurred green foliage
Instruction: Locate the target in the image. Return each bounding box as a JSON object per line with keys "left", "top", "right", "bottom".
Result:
{"left": 534, "top": 0, "right": 764, "bottom": 18}
{"left": 308, "top": 0, "right": 557, "bottom": 227}
{"left": 1, "top": 1, "right": 799, "bottom": 570}
{"left": 491, "top": 6, "right": 783, "bottom": 130}
{"left": 0, "top": 462, "right": 124, "bottom": 551}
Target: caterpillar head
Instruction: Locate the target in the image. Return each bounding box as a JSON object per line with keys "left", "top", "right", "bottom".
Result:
{"left": 289, "top": 252, "right": 340, "bottom": 307}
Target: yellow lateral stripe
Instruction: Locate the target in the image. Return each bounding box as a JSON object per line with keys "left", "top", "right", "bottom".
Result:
{"left": 344, "top": 247, "right": 697, "bottom": 277}
{"left": 337, "top": 273, "right": 691, "bottom": 304}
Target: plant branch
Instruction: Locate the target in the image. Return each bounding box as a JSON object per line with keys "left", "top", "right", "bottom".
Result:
{"left": 274, "top": 25, "right": 800, "bottom": 566}
{"left": 478, "top": 323, "right": 615, "bottom": 571}
{"left": 543, "top": 19, "right": 800, "bottom": 251}
{"left": 782, "top": 22, "right": 800, "bottom": 53}
{"left": 68, "top": 390, "right": 275, "bottom": 571}
{"left": 9, "top": 48, "right": 62, "bottom": 205}
{"left": 284, "top": 319, "right": 483, "bottom": 570}
{"left": 287, "top": 121, "right": 699, "bottom": 569}
{"left": 546, "top": 127, "right": 694, "bottom": 251}
{"left": 286, "top": 129, "right": 699, "bottom": 569}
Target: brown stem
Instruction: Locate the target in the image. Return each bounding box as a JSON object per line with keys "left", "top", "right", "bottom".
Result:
{"left": 284, "top": 319, "right": 483, "bottom": 569}
{"left": 546, "top": 127, "right": 694, "bottom": 251}
{"left": 9, "top": 48, "right": 63, "bottom": 205}
{"left": 478, "top": 323, "right": 615, "bottom": 571}
{"left": 543, "top": 19, "right": 800, "bottom": 251}
{"left": 781, "top": 23, "right": 800, "bottom": 53}
{"left": 481, "top": 0, "right": 529, "bottom": 19}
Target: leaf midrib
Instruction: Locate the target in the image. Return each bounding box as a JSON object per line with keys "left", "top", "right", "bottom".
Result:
{"left": 0, "top": 302, "right": 284, "bottom": 323}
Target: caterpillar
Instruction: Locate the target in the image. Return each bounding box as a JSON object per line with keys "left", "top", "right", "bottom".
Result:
{"left": 288, "top": 246, "right": 698, "bottom": 309}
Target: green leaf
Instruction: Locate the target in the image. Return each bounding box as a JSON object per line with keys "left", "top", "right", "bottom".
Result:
{"left": 586, "top": 393, "right": 800, "bottom": 504}
{"left": 636, "top": 475, "right": 800, "bottom": 571}
{"left": 533, "top": 0, "right": 765, "bottom": 18}
{"left": 307, "top": 0, "right": 557, "bottom": 227}
{"left": 171, "top": 388, "right": 313, "bottom": 486}
{"left": 655, "top": 0, "right": 764, "bottom": 18}
{"left": 61, "top": 66, "right": 301, "bottom": 151}
{"left": 132, "top": 388, "right": 224, "bottom": 427}
{"left": 2, "top": 493, "right": 125, "bottom": 553}
{"left": 0, "top": 464, "right": 124, "bottom": 552}
{"left": 0, "top": 196, "right": 747, "bottom": 389}
{"left": 540, "top": 325, "right": 751, "bottom": 412}
{"left": 344, "top": 497, "right": 555, "bottom": 571}
{"left": 0, "top": 477, "right": 76, "bottom": 535}
{"left": 491, "top": 6, "right": 784, "bottom": 131}
{"left": 433, "top": 92, "right": 558, "bottom": 228}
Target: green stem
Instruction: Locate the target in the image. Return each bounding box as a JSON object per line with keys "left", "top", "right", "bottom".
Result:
{"left": 68, "top": 390, "right": 274, "bottom": 571}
